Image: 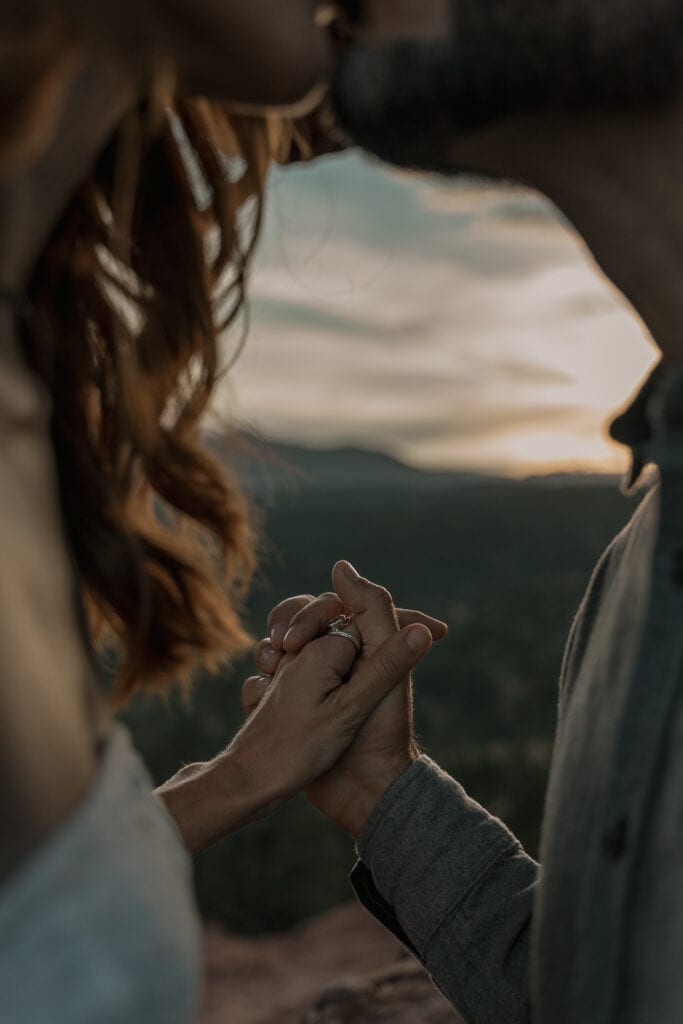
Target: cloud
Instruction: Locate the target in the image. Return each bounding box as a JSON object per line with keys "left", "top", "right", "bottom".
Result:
{"left": 251, "top": 294, "right": 436, "bottom": 342}
{"left": 351, "top": 402, "right": 585, "bottom": 445}
{"left": 218, "top": 153, "right": 656, "bottom": 475}
{"left": 417, "top": 179, "right": 562, "bottom": 227}
{"left": 488, "top": 359, "right": 574, "bottom": 387}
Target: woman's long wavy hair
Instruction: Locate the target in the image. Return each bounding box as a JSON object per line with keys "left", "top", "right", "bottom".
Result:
{"left": 2, "top": 6, "right": 300, "bottom": 702}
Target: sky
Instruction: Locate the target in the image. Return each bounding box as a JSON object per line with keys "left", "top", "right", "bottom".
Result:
{"left": 217, "top": 152, "right": 657, "bottom": 478}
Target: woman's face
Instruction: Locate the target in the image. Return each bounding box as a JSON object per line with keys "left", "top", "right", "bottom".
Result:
{"left": 165, "top": 0, "right": 335, "bottom": 112}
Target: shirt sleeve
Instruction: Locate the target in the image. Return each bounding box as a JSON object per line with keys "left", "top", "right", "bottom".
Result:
{"left": 350, "top": 756, "right": 537, "bottom": 1024}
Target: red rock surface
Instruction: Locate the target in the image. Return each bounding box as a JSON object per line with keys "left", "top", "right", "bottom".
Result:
{"left": 200, "top": 902, "right": 464, "bottom": 1024}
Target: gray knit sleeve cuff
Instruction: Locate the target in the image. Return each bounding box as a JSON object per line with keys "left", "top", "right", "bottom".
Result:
{"left": 354, "top": 756, "right": 526, "bottom": 957}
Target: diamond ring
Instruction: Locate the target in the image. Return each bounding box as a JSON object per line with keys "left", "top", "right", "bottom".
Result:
{"left": 327, "top": 614, "right": 362, "bottom": 655}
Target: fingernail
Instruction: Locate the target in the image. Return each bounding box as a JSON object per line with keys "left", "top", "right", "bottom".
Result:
{"left": 406, "top": 626, "right": 431, "bottom": 653}
{"left": 258, "top": 647, "right": 278, "bottom": 670}
{"left": 342, "top": 562, "right": 360, "bottom": 581}
{"left": 270, "top": 623, "right": 286, "bottom": 649}
{"left": 283, "top": 627, "right": 300, "bottom": 650}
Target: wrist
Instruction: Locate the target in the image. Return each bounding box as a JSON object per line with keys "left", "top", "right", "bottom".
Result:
{"left": 156, "top": 749, "right": 285, "bottom": 855}
{"left": 338, "top": 751, "right": 419, "bottom": 841}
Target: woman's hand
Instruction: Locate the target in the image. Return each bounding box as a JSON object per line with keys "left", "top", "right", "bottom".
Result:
{"left": 252, "top": 586, "right": 447, "bottom": 677}
{"left": 247, "top": 564, "right": 448, "bottom": 837}
{"left": 158, "top": 595, "right": 432, "bottom": 853}
{"left": 234, "top": 602, "right": 432, "bottom": 804}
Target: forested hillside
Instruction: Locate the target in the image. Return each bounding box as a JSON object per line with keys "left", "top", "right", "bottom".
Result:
{"left": 121, "top": 442, "right": 646, "bottom": 933}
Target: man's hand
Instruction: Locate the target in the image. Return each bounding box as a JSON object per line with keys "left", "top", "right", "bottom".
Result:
{"left": 246, "top": 564, "right": 448, "bottom": 837}
{"left": 159, "top": 598, "right": 432, "bottom": 853}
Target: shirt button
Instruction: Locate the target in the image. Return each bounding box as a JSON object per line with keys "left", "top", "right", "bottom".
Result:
{"left": 603, "top": 816, "right": 629, "bottom": 861}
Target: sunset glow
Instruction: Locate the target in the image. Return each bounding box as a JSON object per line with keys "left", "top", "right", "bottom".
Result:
{"left": 221, "top": 155, "right": 657, "bottom": 479}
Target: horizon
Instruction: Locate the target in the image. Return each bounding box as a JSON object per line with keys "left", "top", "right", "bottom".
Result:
{"left": 206, "top": 426, "right": 627, "bottom": 486}
{"left": 215, "top": 153, "right": 657, "bottom": 479}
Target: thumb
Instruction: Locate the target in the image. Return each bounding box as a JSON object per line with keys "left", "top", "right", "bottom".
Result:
{"left": 337, "top": 624, "right": 432, "bottom": 726}
{"left": 332, "top": 561, "right": 398, "bottom": 649}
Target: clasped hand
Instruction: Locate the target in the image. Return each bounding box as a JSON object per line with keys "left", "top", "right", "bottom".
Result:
{"left": 229, "top": 560, "right": 447, "bottom": 838}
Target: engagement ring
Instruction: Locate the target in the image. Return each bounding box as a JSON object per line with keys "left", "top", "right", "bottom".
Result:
{"left": 326, "top": 614, "right": 362, "bottom": 655}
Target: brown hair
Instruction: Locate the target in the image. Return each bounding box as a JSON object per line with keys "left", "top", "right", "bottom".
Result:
{"left": 3, "top": 9, "right": 299, "bottom": 702}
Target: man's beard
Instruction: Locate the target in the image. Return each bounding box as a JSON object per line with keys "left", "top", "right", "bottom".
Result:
{"left": 332, "top": 0, "right": 683, "bottom": 173}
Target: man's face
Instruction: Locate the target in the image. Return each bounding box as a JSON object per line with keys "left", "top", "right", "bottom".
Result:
{"left": 348, "top": 0, "right": 452, "bottom": 44}
{"left": 334, "top": 0, "right": 682, "bottom": 171}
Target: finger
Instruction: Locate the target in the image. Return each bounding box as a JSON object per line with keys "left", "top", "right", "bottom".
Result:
{"left": 282, "top": 592, "right": 349, "bottom": 653}
{"left": 267, "top": 594, "right": 316, "bottom": 649}
{"left": 294, "top": 627, "right": 363, "bottom": 695}
{"left": 241, "top": 675, "right": 271, "bottom": 717}
{"left": 334, "top": 625, "right": 433, "bottom": 727}
{"left": 396, "top": 608, "right": 448, "bottom": 640}
{"left": 253, "top": 638, "right": 284, "bottom": 676}
{"left": 322, "top": 617, "right": 362, "bottom": 666}
{"left": 331, "top": 561, "right": 398, "bottom": 649}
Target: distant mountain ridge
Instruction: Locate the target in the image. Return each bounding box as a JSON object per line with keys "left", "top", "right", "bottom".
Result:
{"left": 204, "top": 431, "right": 620, "bottom": 496}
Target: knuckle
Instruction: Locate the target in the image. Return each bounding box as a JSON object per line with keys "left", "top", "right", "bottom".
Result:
{"left": 335, "top": 691, "right": 365, "bottom": 731}
{"left": 242, "top": 674, "right": 263, "bottom": 693}
{"left": 267, "top": 595, "right": 314, "bottom": 632}
{"left": 241, "top": 676, "right": 265, "bottom": 709}
{"left": 368, "top": 583, "right": 393, "bottom": 607}
{"left": 254, "top": 637, "right": 272, "bottom": 658}
{"left": 293, "top": 592, "right": 340, "bottom": 627}
{"left": 266, "top": 606, "right": 283, "bottom": 632}
{"left": 254, "top": 639, "right": 279, "bottom": 672}
{"left": 372, "top": 647, "right": 402, "bottom": 680}
{"left": 290, "top": 605, "right": 317, "bottom": 631}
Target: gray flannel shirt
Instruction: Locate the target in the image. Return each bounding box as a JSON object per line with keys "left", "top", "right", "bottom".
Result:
{"left": 351, "top": 362, "right": 683, "bottom": 1024}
